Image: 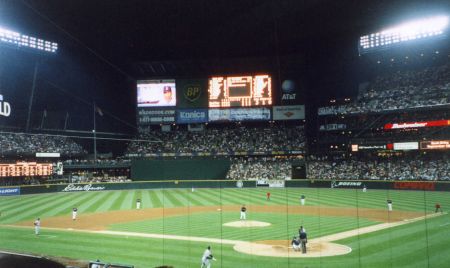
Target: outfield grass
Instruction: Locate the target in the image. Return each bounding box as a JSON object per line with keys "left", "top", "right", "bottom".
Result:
{"left": 0, "top": 187, "right": 449, "bottom": 267}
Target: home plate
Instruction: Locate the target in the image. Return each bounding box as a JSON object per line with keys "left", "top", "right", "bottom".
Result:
{"left": 223, "top": 220, "right": 271, "bottom": 227}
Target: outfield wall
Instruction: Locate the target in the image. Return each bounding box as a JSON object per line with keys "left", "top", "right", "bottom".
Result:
{"left": 131, "top": 158, "right": 231, "bottom": 181}
{"left": 2, "top": 179, "right": 449, "bottom": 196}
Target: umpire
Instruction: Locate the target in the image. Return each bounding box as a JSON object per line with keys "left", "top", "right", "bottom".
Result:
{"left": 299, "top": 228, "right": 308, "bottom": 254}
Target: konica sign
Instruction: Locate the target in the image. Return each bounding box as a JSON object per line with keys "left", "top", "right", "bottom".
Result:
{"left": 176, "top": 109, "right": 208, "bottom": 124}
{"left": 0, "top": 94, "right": 11, "bottom": 117}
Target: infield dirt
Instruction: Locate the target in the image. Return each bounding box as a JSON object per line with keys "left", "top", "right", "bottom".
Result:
{"left": 13, "top": 205, "right": 430, "bottom": 258}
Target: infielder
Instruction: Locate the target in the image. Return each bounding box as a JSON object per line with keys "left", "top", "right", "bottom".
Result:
{"left": 201, "top": 246, "right": 215, "bottom": 268}
{"left": 136, "top": 198, "right": 141, "bottom": 209}
{"left": 435, "top": 203, "right": 443, "bottom": 213}
{"left": 240, "top": 205, "right": 247, "bottom": 220}
{"left": 300, "top": 195, "right": 305, "bottom": 206}
{"left": 72, "top": 207, "right": 78, "bottom": 220}
{"left": 387, "top": 199, "right": 393, "bottom": 211}
{"left": 34, "top": 218, "right": 41, "bottom": 235}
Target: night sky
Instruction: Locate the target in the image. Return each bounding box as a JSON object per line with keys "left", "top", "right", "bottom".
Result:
{"left": 0, "top": 0, "right": 449, "bottom": 134}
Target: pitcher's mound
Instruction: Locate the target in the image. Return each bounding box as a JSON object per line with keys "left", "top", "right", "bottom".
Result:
{"left": 223, "top": 220, "right": 271, "bottom": 227}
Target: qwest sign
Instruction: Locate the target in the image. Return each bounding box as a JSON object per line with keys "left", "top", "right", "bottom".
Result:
{"left": 0, "top": 94, "right": 11, "bottom": 117}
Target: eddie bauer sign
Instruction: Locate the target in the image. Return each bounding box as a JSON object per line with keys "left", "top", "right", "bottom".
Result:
{"left": 61, "top": 184, "right": 106, "bottom": 192}
{"left": 0, "top": 94, "right": 11, "bottom": 117}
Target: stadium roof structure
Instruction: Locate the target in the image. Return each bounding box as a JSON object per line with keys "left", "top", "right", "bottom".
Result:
{"left": 1, "top": 0, "right": 448, "bottom": 78}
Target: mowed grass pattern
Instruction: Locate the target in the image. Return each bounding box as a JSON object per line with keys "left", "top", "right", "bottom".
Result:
{"left": 0, "top": 186, "right": 449, "bottom": 267}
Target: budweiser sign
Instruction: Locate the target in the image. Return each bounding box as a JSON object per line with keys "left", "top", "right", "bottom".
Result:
{"left": 62, "top": 184, "right": 106, "bottom": 192}
{"left": 385, "top": 120, "right": 449, "bottom": 130}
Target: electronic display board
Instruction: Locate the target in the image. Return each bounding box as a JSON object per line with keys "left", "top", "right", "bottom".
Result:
{"left": 208, "top": 75, "right": 272, "bottom": 108}
{"left": 137, "top": 80, "right": 176, "bottom": 107}
{"left": 0, "top": 162, "right": 53, "bottom": 177}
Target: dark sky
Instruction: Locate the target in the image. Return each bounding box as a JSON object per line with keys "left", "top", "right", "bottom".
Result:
{"left": 2, "top": 0, "right": 448, "bottom": 66}
{"left": 0, "top": 0, "right": 449, "bottom": 132}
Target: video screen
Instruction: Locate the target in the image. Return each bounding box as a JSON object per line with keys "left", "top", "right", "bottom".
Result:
{"left": 208, "top": 75, "right": 272, "bottom": 108}
{"left": 137, "top": 80, "right": 176, "bottom": 107}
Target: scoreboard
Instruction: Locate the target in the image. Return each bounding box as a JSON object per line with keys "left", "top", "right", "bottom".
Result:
{"left": 0, "top": 162, "right": 53, "bottom": 177}
{"left": 208, "top": 75, "right": 272, "bottom": 107}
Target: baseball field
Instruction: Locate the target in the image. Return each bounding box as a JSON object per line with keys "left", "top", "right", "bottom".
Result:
{"left": 0, "top": 185, "right": 449, "bottom": 267}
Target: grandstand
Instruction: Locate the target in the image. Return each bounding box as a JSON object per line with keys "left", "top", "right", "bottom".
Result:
{"left": 1, "top": 1, "right": 450, "bottom": 268}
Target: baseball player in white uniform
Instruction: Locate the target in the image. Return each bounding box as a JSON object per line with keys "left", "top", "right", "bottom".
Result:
{"left": 136, "top": 198, "right": 141, "bottom": 209}
{"left": 387, "top": 200, "right": 393, "bottom": 211}
{"left": 34, "top": 218, "right": 41, "bottom": 235}
{"left": 201, "top": 246, "right": 215, "bottom": 268}
{"left": 300, "top": 195, "right": 305, "bottom": 206}
{"left": 72, "top": 207, "right": 78, "bottom": 220}
{"left": 363, "top": 185, "right": 367, "bottom": 193}
{"left": 240, "top": 205, "right": 247, "bottom": 220}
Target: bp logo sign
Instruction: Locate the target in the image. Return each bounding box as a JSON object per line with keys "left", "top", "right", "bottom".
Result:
{"left": 183, "top": 84, "right": 202, "bottom": 102}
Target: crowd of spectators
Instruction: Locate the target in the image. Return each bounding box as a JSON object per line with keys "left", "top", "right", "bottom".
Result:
{"left": 127, "top": 124, "right": 305, "bottom": 155}
{"left": 319, "top": 62, "right": 450, "bottom": 115}
{"left": 307, "top": 155, "right": 450, "bottom": 181}
{"left": 226, "top": 157, "right": 292, "bottom": 180}
{"left": 0, "top": 132, "right": 87, "bottom": 156}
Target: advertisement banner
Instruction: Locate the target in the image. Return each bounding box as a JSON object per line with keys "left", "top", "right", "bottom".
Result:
{"left": 393, "top": 142, "right": 419, "bottom": 150}
{"left": 331, "top": 181, "right": 363, "bottom": 188}
{"left": 320, "top": 123, "right": 346, "bottom": 131}
{"left": 208, "top": 108, "right": 271, "bottom": 122}
{"left": 393, "top": 182, "right": 435, "bottom": 191}
{"left": 273, "top": 105, "right": 305, "bottom": 120}
{"left": 0, "top": 94, "right": 11, "bottom": 117}
{"left": 61, "top": 184, "right": 106, "bottom": 192}
{"left": 230, "top": 108, "right": 271, "bottom": 121}
{"left": 0, "top": 187, "right": 20, "bottom": 196}
{"left": 420, "top": 140, "right": 450, "bottom": 150}
{"left": 351, "top": 144, "right": 387, "bottom": 152}
{"left": 384, "top": 120, "right": 450, "bottom": 130}
{"left": 176, "top": 79, "right": 208, "bottom": 108}
{"left": 176, "top": 109, "right": 208, "bottom": 124}
{"left": 137, "top": 108, "right": 176, "bottom": 125}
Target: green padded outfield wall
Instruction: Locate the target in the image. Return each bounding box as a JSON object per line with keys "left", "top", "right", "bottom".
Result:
{"left": 131, "top": 158, "right": 231, "bottom": 181}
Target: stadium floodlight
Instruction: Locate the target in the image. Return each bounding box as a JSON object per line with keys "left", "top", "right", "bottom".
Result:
{"left": 0, "top": 26, "right": 58, "bottom": 53}
{"left": 359, "top": 15, "right": 449, "bottom": 54}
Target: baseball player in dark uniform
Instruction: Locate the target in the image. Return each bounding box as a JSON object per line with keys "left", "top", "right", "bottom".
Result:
{"left": 240, "top": 205, "right": 247, "bottom": 220}
{"left": 435, "top": 203, "right": 443, "bottom": 213}
{"left": 299, "top": 228, "right": 307, "bottom": 253}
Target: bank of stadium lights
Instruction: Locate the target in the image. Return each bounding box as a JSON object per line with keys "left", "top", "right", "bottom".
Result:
{"left": 359, "top": 15, "right": 449, "bottom": 54}
{"left": 0, "top": 27, "right": 58, "bottom": 53}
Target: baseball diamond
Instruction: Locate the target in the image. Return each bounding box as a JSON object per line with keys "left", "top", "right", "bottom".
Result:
{"left": 0, "top": 184, "right": 449, "bottom": 267}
